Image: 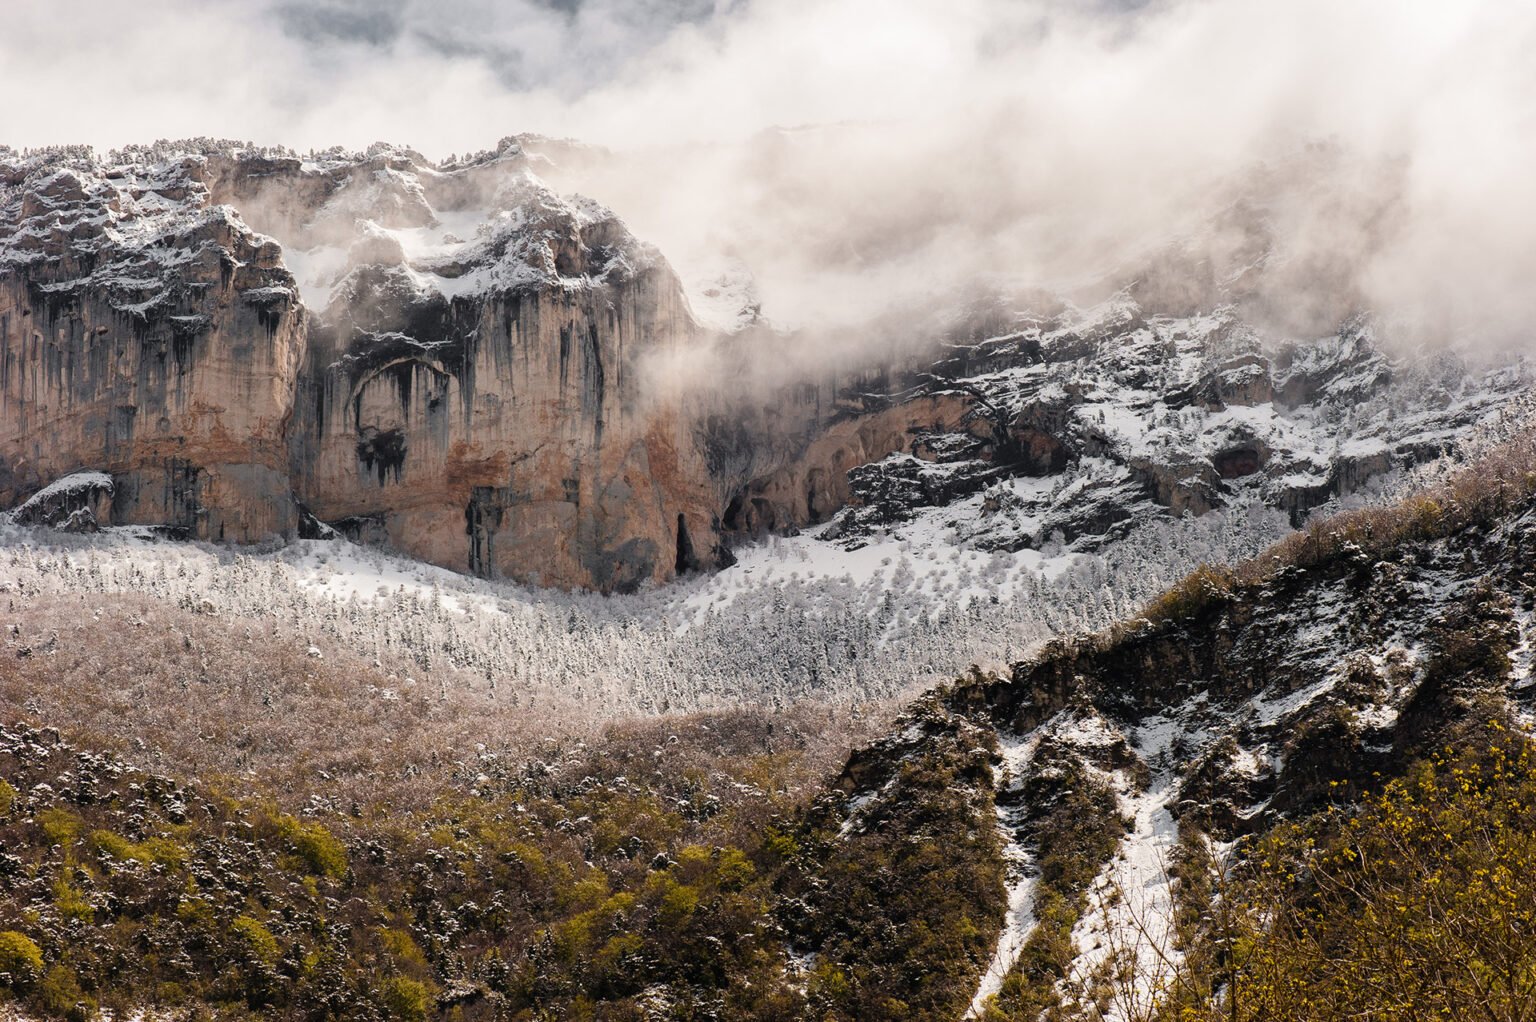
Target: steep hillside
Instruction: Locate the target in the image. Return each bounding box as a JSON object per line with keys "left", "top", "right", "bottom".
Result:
{"left": 784, "top": 427, "right": 1536, "bottom": 1020}
{"left": 2, "top": 426, "right": 1533, "bottom": 1021}
{"left": 935, "top": 430, "right": 1536, "bottom": 1020}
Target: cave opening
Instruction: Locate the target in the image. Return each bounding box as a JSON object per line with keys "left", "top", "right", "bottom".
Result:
{"left": 722, "top": 493, "right": 745, "bottom": 532}
{"left": 675, "top": 513, "right": 697, "bottom": 575}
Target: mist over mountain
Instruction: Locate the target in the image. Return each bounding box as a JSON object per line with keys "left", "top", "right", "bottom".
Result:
{"left": 8, "top": 1, "right": 1535, "bottom": 345}
{"left": 1, "top": 3, "right": 1534, "bottom": 1021}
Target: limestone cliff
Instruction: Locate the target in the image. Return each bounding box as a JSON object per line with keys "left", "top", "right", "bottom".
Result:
{"left": 1, "top": 139, "right": 1527, "bottom": 591}
{"left": 0, "top": 153, "right": 305, "bottom": 542}
{"left": 0, "top": 140, "right": 891, "bottom": 590}
{"left": 209, "top": 146, "right": 725, "bottom": 589}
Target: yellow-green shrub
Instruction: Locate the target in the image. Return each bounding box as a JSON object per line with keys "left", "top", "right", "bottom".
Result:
{"left": 38, "top": 806, "right": 81, "bottom": 846}
{"left": 1220, "top": 732, "right": 1536, "bottom": 1021}
{"left": 35, "top": 964, "right": 94, "bottom": 1022}
{"left": 89, "top": 829, "right": 186, "bottom": 867}
{"left": 229, "top": 915, "right": 280, "bottom": 969}
{"left": 0, "top": 930, "right": 44, "bottom": 986}
{"left": 51, "top": 873, "right": 93, "bottom": 922}
{"left": 274, "top": 813, "right": 347, "bottom": 880}
{"left": 380, "top": 975, "right": 435, "bottom": 1022}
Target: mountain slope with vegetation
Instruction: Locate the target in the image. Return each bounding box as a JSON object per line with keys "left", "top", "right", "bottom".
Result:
{"left": 2, "top": 427, "right": 1536, "bottom": 1020}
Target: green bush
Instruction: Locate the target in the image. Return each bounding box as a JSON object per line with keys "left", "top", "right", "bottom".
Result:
{"left": 274, "top": 813, "right": 348, "bottom": 880}
{"left": 0, "top": 930, "right": 44, "bottom": 986}
{"left": 229, "top": 915, "right": 281, "bottom": 969}
{"left": 34, "top": 963, "right": 95, "bottom": 1022}
{"left": 38, "top": 806, "right": 82, "bottom": 846}
{"left": 1216, "top": 732, "right": 1536, "bottom": 1022}
{"left": 51, "top": 873, "right": 93, "bottom": 922}
{"left": 380, "top": 975, "right": 435, "bottom": 1022}
{"left": 89, "top": 829, "right": 186, "bottom": 867}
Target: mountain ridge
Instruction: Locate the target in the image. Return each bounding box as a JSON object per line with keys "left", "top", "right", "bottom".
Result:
{"left": 1, "top": 137, "right": 1530, "bottom": 595}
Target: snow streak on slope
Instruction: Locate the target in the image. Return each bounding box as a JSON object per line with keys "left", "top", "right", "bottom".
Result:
{"left": 1065, "top": 721, "right": 1185, "bottom": 1022}
{"left": 967, "top": 726, "right": 1045, "bottom": 1018}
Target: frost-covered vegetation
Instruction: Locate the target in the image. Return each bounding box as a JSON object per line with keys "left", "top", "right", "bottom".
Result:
{"left": 0, "top": 497, "right": 1298, "bottom": 725}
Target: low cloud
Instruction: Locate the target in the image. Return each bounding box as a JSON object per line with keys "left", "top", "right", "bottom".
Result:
{"left": 4, "top": 0, "right": 1534, "bottom": 349}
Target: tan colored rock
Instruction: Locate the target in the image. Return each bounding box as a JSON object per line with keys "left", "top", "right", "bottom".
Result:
{"left": 0, "top": 144, "right": 976, "bottom": 591}
{"left": 281, "top": 167, "right": 730, "bottom": 590}
{"left": 718, "top": 394, "right": 976, "bottom": 536}
{"left": 0, "top": 160, "right": 304, "bottom": 541}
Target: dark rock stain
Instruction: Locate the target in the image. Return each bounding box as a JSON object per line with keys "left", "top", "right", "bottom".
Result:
{"left": 356, "top": 427, "right": 407, "bottom": 484}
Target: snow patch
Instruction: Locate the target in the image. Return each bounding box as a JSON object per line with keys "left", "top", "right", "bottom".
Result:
{"left": 8, "top": 471, "right": 113, "bottom": 516}
{"left": 966, "top": 726, "right": 1046, "bottom": 1018}
{"left": 1067, "top": 783, "right": 1183, "bottom": 1022}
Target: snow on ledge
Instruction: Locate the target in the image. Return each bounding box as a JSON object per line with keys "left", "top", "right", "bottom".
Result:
{"left": 11, "top": 471, "right": 113, "bottom": 514}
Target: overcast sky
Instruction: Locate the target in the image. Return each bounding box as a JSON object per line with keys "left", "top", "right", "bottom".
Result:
{"left": 3, "top": 0, "right": 1183, "bottom": 155}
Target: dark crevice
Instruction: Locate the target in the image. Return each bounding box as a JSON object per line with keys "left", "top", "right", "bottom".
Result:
{"left": 466, "top": 487, "right": 508, "bottom": 579}
{"left": 675, "top": 513, "right": 697, "bottom": 575}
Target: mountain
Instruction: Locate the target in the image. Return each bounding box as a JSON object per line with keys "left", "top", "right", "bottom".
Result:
{"left": 3, "top": 133, "right": 1534, "bottom": 1020}
{"left": 2, "top": 138, "right": 1528, "bottom": 593}
{"left": 0, "top": 139, "right": 721, "bottom": 590}
{"left": 1, "top": 426, "right": 1532, "bottom": 1021}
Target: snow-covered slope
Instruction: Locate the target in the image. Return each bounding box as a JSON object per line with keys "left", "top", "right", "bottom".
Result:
{"left": 0, "top": 397, "right": 1526, "bottom": 727}
{"left": 0, "top": 492, "right": 1287, "bottom": 716}
{"left": 822, "top": 294, "right": 1530, "bottom": 558}
{"left": 814, "top": 425, "right": 1536, "bottom": 1020}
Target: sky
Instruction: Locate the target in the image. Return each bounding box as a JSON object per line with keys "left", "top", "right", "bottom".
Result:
{"left": 3, "top": 0, "right": 1534, "bottom": 345}
{"left": 3, "top": 0, "right": 1140, "bottom": 154}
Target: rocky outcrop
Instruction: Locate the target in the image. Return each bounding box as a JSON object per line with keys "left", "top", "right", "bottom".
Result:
{"left": 0, "top": 156, "right": 305, "bottom": 542}
{"left": 279, "top": 172, "right": 719, "bottom": 590}
{"left": 716, "top": 393, "right": 977, "bottom": 539}
{"left": 1, "top": 139, "right": 1529, "bottom": 590}
{"left": 0, "top": 141, "right": 948, "bottom": 590}
{"left": 819, "top": 296, "right": 1529, "bottom": 553}
{"left": 8, "top": 469, "right": 113, "bottom": 531}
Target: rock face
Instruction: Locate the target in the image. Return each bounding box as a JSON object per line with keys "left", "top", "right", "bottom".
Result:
{"left": 0, "top": 155, "right": 305, "bottom": 542}
{"left": 818, "top": 297, "right": 1530, "bottom": 555}
{"left": 274, "top": 163, "right": 719, "bottom": 590}
{"left": 0, "top": 141, "right": 739, "bottom": 589}
{"left": 0, "top": 138, "right": 1529, "bottom": 590}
